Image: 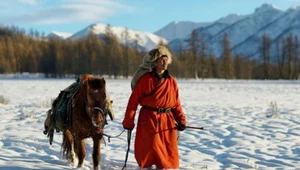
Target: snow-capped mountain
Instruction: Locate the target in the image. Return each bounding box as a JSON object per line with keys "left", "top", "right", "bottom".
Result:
{"left": 167, "top": 3, "right": 300, "bottom": 59}
{"left": 68, "top": 23, "right": 167, "bottom": 51}
{"left": 47, "top": 31, "right": 72, "bottom": 40}
{"left": 155, "top": 14, "right": 245, "bottom": 43}
{"left": 208, "top": 3, "right": 283, "bottom": 57}
{"left": 154, "top": 21, "right": 211, "bottom": 41}
{"left": 167, "top": 13, "right": 245, "bottom": 53}
{"left": 45, "top": 3, "right": 300, "bottom": 59}
{"left": 167, "top": 22, "right": 233, "bottom": 52}
{"left": 232, "top": 6, "right": 300, "bottom": 58}
{"left": 216, "top": 13, "right": 246, "bottom": 24}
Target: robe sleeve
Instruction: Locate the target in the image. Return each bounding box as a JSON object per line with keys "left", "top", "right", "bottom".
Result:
{"left": 171, "top": 79, "right": 186, "bottom": 125}
{"left": 122, "top": 77, "right": 144, "bottom": 129}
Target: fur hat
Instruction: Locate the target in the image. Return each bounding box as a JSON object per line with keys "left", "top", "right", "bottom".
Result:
{"left": 130, "top": 46, "right": 172, "bottom": 90}
{"left": 145, "top": 46, "right": 172, "bottom": 64}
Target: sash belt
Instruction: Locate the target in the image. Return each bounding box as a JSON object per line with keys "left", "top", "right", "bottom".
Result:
{"left": 142, "top": 105, "right": 172, "bottom": 113}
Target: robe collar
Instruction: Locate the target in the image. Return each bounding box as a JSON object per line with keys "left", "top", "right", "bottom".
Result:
{"left": 151, "top": 68, "right": 170, "bottom": 79}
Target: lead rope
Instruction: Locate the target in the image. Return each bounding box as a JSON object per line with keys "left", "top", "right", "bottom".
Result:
{"left": 121, "top": 129, "right": 132, "bottom": 170}
{"left": 103, "top": 129, "right": 125, "bottom": 143}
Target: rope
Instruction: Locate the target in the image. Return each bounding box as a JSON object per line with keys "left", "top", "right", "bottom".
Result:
{"left": 121, "top": 129, "right": 132, "bottom": 170}
{"left": 103, "top": 129, "right": 125, "bottom": 143}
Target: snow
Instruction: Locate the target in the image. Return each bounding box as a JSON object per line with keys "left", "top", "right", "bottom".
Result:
{"left": 155, "top": 21, "right": 211, "bottom": 42}
{"left": 215, "top": 14, "right": 245, "bottom": 25}
{"left": 48, "top": 31, "right": 73, "bottom": 39}
{"left": 0, "top": 78, "right": 299, "bottom": 169}
{"left": 52, "top": 31, "right": 72, "bottom": 39}
{"left": 254, "top": 3, "right": 281, "bottom": 14}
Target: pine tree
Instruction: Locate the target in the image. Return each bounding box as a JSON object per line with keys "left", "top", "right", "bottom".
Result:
{"left": 121, "top": 27, "right": 131, "bottom": 78}
{"left": 261, "top": 33, "right": 271, "bottom": 79}
{"left": 185, "top": 30, "right": 200, "bottom": 79}
{"left": 221, "top": 33, "right": 234, "bottom": 79}
{"left": 276, "top": 39, "right": 284, "bottom": 79}
{"left": 293, "top": 36, "right": 299, "bottom": 79}
{"left": 286, "top": 34, "right": 294, "bottom": 79}
{"left": 199, "top": 34, "right": 208, "bottom": 79}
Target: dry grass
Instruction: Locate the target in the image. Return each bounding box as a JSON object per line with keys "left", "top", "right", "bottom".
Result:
{"left": 0, "top": 95, "right": 9, "bottom": 104}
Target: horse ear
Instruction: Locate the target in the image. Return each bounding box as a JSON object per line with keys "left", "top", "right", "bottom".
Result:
{"left": 101, "top": 78, "right": 106, "bottom": 85}
{"left": 98, "top": 78, "right": 106, "bottom": 89}
{"left": 86, "top": 77, "right": 91, "bottom": 89}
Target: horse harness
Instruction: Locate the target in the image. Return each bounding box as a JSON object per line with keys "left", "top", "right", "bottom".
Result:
{"left": 86, "top": 100, "right": 108, "bottom": 128}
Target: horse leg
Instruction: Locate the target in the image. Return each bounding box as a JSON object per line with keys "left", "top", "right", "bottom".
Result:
{"left": 64, "top": 129, "right": 75, "bottom": 164}
{"left": 76, "top": 138, "right": 86, "bottom": 168}
{"left": 92, "top": 137, "right": 101, "bottom": 170}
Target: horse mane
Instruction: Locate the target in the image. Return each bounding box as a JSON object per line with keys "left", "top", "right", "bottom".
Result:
{"left": 72, "top": 82, "right": 87, "bottom": 108}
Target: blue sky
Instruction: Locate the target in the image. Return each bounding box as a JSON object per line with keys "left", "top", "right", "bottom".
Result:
{"left": 1, "top": 0, "right": 300, "bottom": 35}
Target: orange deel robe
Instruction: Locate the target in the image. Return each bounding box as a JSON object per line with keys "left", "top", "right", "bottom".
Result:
{"left": 122, "top": 71, "right": 186, "bottom": 169}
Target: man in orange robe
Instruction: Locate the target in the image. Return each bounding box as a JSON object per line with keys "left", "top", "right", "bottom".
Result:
{"left": 122, "top": 46, "right": 186, "bottom": 169}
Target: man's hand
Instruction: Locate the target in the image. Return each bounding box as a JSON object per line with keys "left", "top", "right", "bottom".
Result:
{"left": 123, "top": 126, "right": 133, "bottom": 130}
{"left": 176, "top": 123, "right": 186, "bottom": 131}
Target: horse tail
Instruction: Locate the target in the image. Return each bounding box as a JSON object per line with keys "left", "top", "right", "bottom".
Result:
{"left": 43, "top": 109, "right": 52, "bottom": 134}
{"left": 61, "top": 129, "right": 74, "bottom": 159}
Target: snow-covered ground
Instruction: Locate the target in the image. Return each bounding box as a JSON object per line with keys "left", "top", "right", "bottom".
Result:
{"left": 0, "top": 78, "right": 299, "bottom": 169}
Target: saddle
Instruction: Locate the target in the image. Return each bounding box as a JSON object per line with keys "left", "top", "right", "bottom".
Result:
{"left": 43, "top": 76, "right": 87, "bottom": 145}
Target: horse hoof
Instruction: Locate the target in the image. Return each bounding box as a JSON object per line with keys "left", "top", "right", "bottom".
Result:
{"left": 93, "top": 166, "right": 100, "bottom": 170}
{"left": 68, "top": 154, "right": 75, "bottom": 164}
{"left": 77, "top": 164, "right": 84, "bottom": 168}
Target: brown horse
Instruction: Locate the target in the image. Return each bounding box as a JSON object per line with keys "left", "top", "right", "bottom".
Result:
{"left": 61, "top": 76, "right": 112, "bottom": 170}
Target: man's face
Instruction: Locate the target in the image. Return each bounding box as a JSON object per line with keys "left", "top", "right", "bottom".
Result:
{"left": 154, "top": 56, "right": 168, "bottom": 72}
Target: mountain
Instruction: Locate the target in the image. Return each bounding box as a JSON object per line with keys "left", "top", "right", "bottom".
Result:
{"left": 154, "top": 21, "right": 211, "bottom": 41}
{"left": 168, "top": 22, "right": 232, "bottom": 52}
{"left": 166, "top": 3, "right": 300, "bottom": 59}
{"left": 68, "top": 23, "right": 167, "bottom": 51}
{"left": 47, "top": 31, "right": 72, "bottom": 40}
{"left": 167, "top": 13, "right": 245, "bottom": 53}
{"left": 45, "top": 3, "right": 300, "bottom": 59}
{"left": 216, "top": 13, "right": 246, "bottom": 24}
{"left": 156, "top": 14, "right": 245, "bottom": 43}
{"left": 232, "top": 6, "right": 300, "bottom": 58}
{"left": 208, "top": 3, "right": 283, "bottom": 57}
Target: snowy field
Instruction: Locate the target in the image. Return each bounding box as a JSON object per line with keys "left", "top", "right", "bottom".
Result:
{"left": 0, "top": 78, "right": 299, "bottom": 170}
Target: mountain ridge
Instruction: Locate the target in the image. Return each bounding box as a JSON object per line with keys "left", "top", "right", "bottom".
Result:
{"left": 47, "top": 3, "right": 300, "bottom": 58}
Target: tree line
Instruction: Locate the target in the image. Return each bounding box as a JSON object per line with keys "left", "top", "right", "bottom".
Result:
{"left": 0, "top": 26, "right": 299, "bottom": 79}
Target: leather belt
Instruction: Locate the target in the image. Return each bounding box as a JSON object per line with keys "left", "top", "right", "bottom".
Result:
{"left": 142, "top": 105, "right": 172, "bottom": 113}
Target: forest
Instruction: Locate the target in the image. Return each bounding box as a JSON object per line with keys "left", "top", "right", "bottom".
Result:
{"left": 0, "top": 26, "right": 299, "bottom": 80}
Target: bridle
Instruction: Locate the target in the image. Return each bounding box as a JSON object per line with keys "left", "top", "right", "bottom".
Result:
{"left": 86, "top": 100, "right": 108, "bottom": 128}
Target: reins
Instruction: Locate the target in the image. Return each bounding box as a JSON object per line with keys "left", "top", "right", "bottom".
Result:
{"left": 101, "top": 128, "right": 130, "bottom": 170}
{"left": 103, "top": 129, "right": 125, "bottom": 143}
{"left": 121, "top": 129, "right": 132, "bottom": 170}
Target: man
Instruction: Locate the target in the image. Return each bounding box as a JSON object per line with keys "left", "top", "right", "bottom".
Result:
{"left": 122, "top": 46, "right": 186, "bottom": 169}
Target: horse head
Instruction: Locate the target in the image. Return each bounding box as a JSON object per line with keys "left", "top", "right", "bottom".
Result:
{"left": 85, "top": 76, "right": 107, "bottom": 133}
